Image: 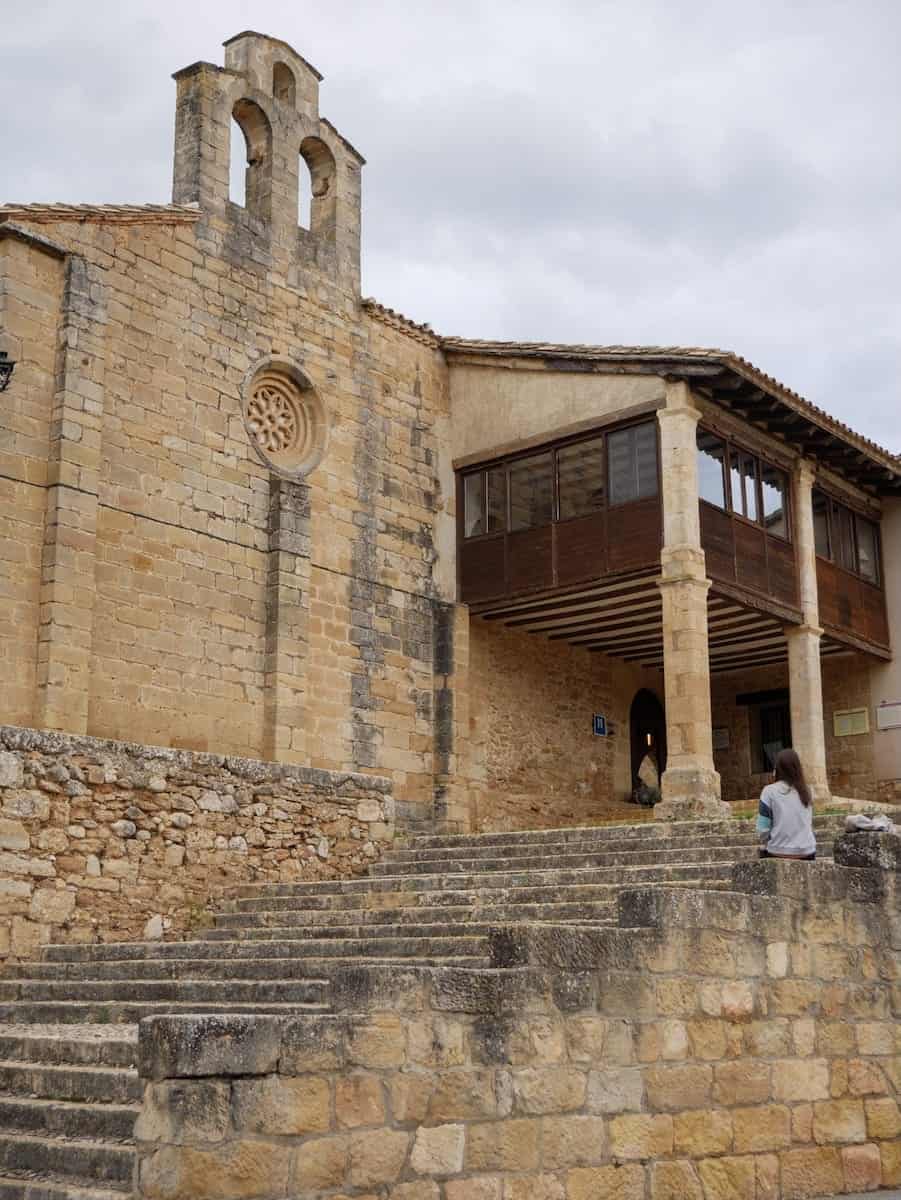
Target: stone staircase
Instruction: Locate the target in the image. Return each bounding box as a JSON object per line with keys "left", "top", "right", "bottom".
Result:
{"left": 0, "top": 815, "right": 843, "bottom": 1198}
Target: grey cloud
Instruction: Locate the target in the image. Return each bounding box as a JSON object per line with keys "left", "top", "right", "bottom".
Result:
{"left": 2, "top": 0, "right": 900, "bottom": 449}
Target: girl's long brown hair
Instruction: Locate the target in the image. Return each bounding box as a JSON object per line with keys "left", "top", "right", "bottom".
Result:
{"left": 774, "top": 748, "right": 812, "bottom": 808}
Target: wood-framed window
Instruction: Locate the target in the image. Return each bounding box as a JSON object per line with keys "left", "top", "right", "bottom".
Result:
{"left": 696, "top": 427, "right": 790, "bottom": 541}
{"left": 812, "top": 488, "right": 881, "bottom": 585}
{"left": 461, "top": 418, "right": 659, "bottom": 539}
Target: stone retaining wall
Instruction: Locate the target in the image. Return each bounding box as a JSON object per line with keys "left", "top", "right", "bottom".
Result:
{"left": 0, "top": 725, "right": 393, "bottom": 961}
{"left": 134, "top": 854, "right": 901, "bottom": 1199}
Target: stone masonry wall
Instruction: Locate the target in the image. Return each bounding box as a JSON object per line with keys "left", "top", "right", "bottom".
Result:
{"left": 462, "top": 618, "right": 664, "bottom": 831}
{"left": 133, "top": 857, "right": 901, "bottom": 1199}
{"left": 0, "top": 230, "right": 65, "bottom": 728}
{"left": 0, "top": 36, "right": 455, "bottom": 827}
{"left": 0, "top": 725, "right": 393, "bottom": 962}
{"left": 712, "top": 655, "right": 878, "bottom": 803}
{"left": 823, "top": 655, "right": 879, "bottom": 801}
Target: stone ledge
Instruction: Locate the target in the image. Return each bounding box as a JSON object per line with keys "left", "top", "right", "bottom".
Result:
{"left": 487, "top": 924, "right": 658, "bottom": 973}
{"left": 0, "top": 724, "right": 392, "bottom": 795}
{"left": 834, "top": 830, "right": 901, "bottom": 872}
{"left": 730, "top": 858, "right": 890, "bottom": 904}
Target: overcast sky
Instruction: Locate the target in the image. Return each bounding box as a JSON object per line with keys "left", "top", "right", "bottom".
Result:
{"left": 4, "top": 0, "right": 901, "bottom": 450}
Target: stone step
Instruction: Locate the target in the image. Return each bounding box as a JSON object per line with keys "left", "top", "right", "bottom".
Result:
{"left": 367, "top": 843, "right": 770, "bottom": 877}
{"left": 38, "top": 876, "right": 722, "bottom": 968}
{"left": 0, "top": 1063, "right": 139, "bottom": 1105}
{"left": 12, "top": 939, "right": 489, "bottom": 979}
{"left": 0, "top": 1001, "right": 330, "bottom": 1026}
{"left": 403, "top": 814, "right": 845, "bottom": 850}
{"left": 0, "top": 1098, "right": 136, "bottom": 1142}
{"left": 0, "top": 1135, "right": 132, "bottom": 1188}
{"left": 206, "top": 913, "right": 611, "bottom": 939}
{"left": 211, "top": 899, "right": 620, "bottom": 931}
{"left": 0, "top": 979, "right": 329, "bottom": 1006}
{"left": 217, "top": 874, "right": 718, "bottom": 919}
{"left": 382, "top": 828, "right": 840, "bottom": 866}
{"left": 0, "top": 1029, "right": 136, "bottom": 1070}
{"left": 383, "top": 828, "right": 766, "bottom": 861}
{"left": 40, "top": 932, "right": 493, "bottom": 962}
{"left": 228, "top": 860, "right": 734, "bottom": 900}
{"left": 0, "top": 1174, "right": 129, "bottom": 1199}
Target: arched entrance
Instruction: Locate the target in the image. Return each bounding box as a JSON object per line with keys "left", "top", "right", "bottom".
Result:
{"left": 630, "top": 689, "right": 667, "bottom": 796}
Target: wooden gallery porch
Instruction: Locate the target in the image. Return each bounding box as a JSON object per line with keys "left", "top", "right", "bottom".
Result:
{"left": 457, "top": 411, "right": 891, "bottom": 807}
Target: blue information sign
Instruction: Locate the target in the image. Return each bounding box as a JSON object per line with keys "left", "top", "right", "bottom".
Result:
{"left": 592, "top": 714, "right": 607, "bottom": 737}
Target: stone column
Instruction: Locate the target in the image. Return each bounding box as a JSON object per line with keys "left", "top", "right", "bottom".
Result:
{"left": 785, "top": 462, "right": 830, "bottom": 800}
{"left": 262, "top": 478, "right": 311, "bottom": 764}
{"left": 655, "top": 380, "right": 726, "bottom": 820}
{"left": 432, "top": 603, "right": 471, "bottom": 833}
{"left": 35, "top": 257, "right": 106, "bottom": 735}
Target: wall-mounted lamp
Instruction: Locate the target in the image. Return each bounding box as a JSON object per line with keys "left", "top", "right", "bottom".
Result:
{"left": 0, "top": 351, "right": 15, "bottom": 392}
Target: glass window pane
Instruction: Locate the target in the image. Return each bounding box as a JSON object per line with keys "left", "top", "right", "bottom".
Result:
{"left": 760, "top": 463, "right": 787, "bottom": 538}
{"left": 608, "top": 422, "right": 659, "bottom": 506}
{"left": 509, "top": 452, "right": 553, "bottom": 532}
{"left": 697, "top": 430, "right": 727, "bottom": 510}
{"left": 486, "top": 467, "right": 507, "bottom": 533}
{"left": 834, "top": 503, "right": 856, "bottom": 572}
{"left": 741, "top": 453, "right": 759, "bottom": 522}
{"left": 558, "top": 437, "right": 605, "bottom": 521}
{"left": 634, "top": 422, "right": 658, "bottom": 499}
{"left": 463, "top": 473, "right": 485, "bottom": 538}
{"left": 729, "top": 454, "right": 742, "bottom": 516}
{"left": 812, "top": 490, "right": 830, "bottom": 558}
{"left": 856, "top": 518, "right": 880, "bottom": 583}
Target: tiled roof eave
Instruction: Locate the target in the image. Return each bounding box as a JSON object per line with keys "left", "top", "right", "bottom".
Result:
{"left": 440, "top": 336, "right": 901, "bottom": 479}
{"left": 0, "top": 203, "right": 202, "bottom": 226}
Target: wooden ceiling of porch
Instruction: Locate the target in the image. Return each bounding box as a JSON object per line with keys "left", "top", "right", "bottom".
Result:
{"left": 474, "top": 569, "right": 852, "bottom": 673}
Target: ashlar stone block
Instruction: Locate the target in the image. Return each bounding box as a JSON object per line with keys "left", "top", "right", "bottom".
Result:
{"left": 292, "top": 1134, "right": 348, "bottom": 1193}
{"left": 608, "top": 1113, "right": 673, "bottom": 1160}
{"left": 566, "top": 1163, "right": 646, "bottom": 1200}
{"left": 349, "top": 1128, "right": 409, "bottom": 1188}
{"left": 139, "top": 1141, "right": 292, "bottom": 1200}
{"left": 231, "top": 1073, "right": 330, "bottom": 1135}
{"left": 650, "top": 1159, "right": 704, "bottom": 1200}
{"left": 409, "top": 1123, "right": 465, "bottom": 1176}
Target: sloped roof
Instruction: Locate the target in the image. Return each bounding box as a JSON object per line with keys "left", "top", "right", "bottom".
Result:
{"left": 0, "top": 203, "right": 201, "bottom": 225}
{"left": 361, "top": 297, "right": 899, "bottom": 493}
{"left": 439, "top": 336, "right": 901, "bottom": 491}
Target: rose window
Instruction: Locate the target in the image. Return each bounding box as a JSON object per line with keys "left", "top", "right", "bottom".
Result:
{"left": 242, "top": 363, "right": 327, "bottom": 478}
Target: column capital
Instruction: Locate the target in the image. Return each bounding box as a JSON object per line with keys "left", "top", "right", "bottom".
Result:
{"left": 659, "top": 549, "right": 709, "bottom": 586}
{"left": 661, "top": 378, "right": 702, "bottom": 420}
{"left": 794, "top": 459, "right": 817, "bottom": 489}
{"left": 784, "top": 621, "right": 824, "bottom": 640}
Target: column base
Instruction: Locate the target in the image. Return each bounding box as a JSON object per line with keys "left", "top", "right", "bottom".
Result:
{"left": 655, "top": 765, "right": 729, "bottom": 822}
{"left": 808, "top": 775, "right": 832, "bottom": 805}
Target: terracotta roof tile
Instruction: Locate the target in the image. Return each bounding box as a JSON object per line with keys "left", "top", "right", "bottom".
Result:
{"left": 0, "top": 203, "right": 202, "bottom": 225}
{"left": 363, "top": 298, "right": 438, "bottom": 346}
{"left": 363, "top": 296, "right": 900, "bottom": 473}
{"left": 441, "top": 336, "right": 900, "bottom": 471}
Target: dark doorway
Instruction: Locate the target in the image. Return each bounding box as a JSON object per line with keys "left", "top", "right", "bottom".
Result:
{"left": 630, "top": 689, "right": 667, "bottom": 795}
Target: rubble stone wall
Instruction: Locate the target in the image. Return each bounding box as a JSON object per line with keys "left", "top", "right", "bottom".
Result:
{"left": 462, "top": 618, "right": 665, "bottom": 831}
{"left": 712, "top": 656, "right": 879, "bottom": 803}
{"left": 0, "top": 725, "right": 393, "bottom": 962}
{"left": 134, "top": 858, "right": 901, "bottom": 1199}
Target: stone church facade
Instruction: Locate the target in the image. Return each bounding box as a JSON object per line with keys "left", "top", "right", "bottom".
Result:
{"left": 1, "top": 35, "right": 901, "bottom": 1200}
{"left": 3, "top": 29, "right": 901, "bottom": 840}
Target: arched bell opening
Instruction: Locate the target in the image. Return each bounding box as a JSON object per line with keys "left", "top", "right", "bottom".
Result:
{"left": 229, "top": 98, "right": 273, "bottom": 222}
{"left": 299, "top": 135, "right": 337, "bottom": 240}
{"left": 272, "top": 61, "right": 296, "bottom": 107}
